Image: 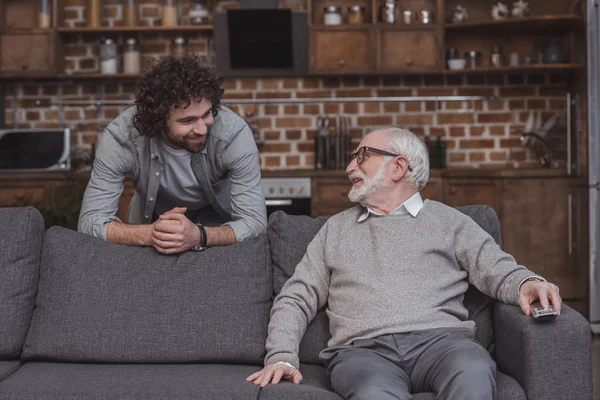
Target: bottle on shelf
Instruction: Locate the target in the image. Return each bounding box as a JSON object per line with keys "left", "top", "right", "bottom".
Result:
{"left": 162, "top": 0, "right": 179, "bottom": 27}
{"left": 124, "top": 0, "right": 139, "bottom": 26}
{"left": 430, "top": 137, "right": 447, "bottom": 169}
{"left": 88, "top": 0, "right": 102, "bottom": 27}
{"left": 491, "top": 45, "right": 503, "bottom": 67}
{"left": 38, "top": 0, "right": 52, "bottom": 29}
{"left": 100, "top": 38, "right": 119, "bottom": 75}
{"left": 172, "top": 36, "right": 188, "bottom": 58}
{"left": 123, "top": 38, "right": 141, "bottom": 74}
{"left": 189, "top": 0, "right": 209, "bottom": 25}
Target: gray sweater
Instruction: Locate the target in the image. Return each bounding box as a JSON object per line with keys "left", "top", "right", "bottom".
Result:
{"left": 265, "top": 200, "right": 537, "bottom": 368}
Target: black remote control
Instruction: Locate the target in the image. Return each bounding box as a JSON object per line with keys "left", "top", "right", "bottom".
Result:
{"left": 532, "top": 306, "right": 558, "bottom": 321}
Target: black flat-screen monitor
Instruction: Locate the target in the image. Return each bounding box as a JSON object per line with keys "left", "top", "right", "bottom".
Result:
{"left": 0, "top": 129, "right": 71, "bottom": 171}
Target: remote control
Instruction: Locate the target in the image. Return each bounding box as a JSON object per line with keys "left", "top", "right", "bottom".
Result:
{"left": 532, "top": 306, "right": 558, "bottom": 321}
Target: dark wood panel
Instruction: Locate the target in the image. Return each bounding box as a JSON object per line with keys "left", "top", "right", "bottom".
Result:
{"left": 377, "top": 27, "right": 442, "bottom": 71}
{"left": 0, "top": 33, "right": 54, "bottom": 74}
{"left": 310, "top": 27, "right": 373, "bottom": 73}
{"left": 444, "top": 178, "right": 501, "bottom": 218}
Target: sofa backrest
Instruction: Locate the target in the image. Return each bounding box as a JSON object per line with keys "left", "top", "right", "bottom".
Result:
{"left": 0, "top": 207, "right": 45, "bottom": 359}
{"left": 22, "top": 226, "right": 272, "bottom": 364}
{"left": 268, "top": 204, "right": 501, "bottom": 365}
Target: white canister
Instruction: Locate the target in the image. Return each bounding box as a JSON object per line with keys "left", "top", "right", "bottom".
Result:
{"left": 100, "top": 38, "right": 118, "bottom": 75}
{"left": 509, "top": 52, "right": 520, "bottom": 67}
{"left": 123, "top": 38, "right": 141, "bottom": 74}
{"left": 323, "top": 6, "right": 342, "bottom": 25}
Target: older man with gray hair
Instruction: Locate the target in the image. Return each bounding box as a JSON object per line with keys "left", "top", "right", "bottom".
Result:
{"left": 247, "top": 128, "right": 562, "bottom": 400}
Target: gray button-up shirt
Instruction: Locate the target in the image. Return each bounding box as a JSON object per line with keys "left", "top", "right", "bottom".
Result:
{"left": 78, "top": 106, "right": 267, "bottom": 242}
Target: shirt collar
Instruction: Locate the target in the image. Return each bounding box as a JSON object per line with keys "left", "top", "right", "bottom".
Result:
{"left": 357, "top": 192, "right": 424, "bottom": 222}
{"left": 150, "top": 136, "right": 208, "bottom": 162}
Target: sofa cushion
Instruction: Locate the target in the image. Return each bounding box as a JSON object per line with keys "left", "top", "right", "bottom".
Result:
{"left": 22, "top": 227, "right": 272, "bottom": 363}
{"left": 267, "top": 204, "right": 502, "bottom": 364}
{"left": 0, "top": 363, "right": 261, "bottom": 400}
{"left": 0, "top": 207, "right": 44, "bottom": 359}
{"left": 0, "top": 361, "right": 21, "bottom": 382}
{"left": 258, "top": 364, "right": 342, "bottom": 400}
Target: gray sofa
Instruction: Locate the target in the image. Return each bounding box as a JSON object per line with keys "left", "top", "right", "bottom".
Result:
{"left": 0, "top": 205, "right": 592, "bottom": 400}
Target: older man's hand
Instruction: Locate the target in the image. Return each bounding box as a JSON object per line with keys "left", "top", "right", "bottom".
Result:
{"left": 518, "top": 280, "right": 562, "bottom": 316}
{"left": 246, "top": 363, "right": 303, "bottom": 387}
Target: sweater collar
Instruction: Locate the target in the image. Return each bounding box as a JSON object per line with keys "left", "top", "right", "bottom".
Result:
{"left": 357, "top": 192, "right": 423, "bottom": 222}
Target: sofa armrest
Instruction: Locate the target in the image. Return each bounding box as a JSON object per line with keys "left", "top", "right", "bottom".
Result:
{"left": 493, "top": 302, "right": 592, "bottom": 400}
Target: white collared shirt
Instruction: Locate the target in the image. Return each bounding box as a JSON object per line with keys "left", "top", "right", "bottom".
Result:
{"left": 357, "top": 192, "right": 424, "bottom": 222}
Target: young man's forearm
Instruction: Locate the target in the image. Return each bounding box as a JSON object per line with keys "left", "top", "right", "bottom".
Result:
{"left": 205, "top": 225, "right": 236, "bottom": 247}
{"left": 106, "top": 221, "right": 153, "bottom": 246}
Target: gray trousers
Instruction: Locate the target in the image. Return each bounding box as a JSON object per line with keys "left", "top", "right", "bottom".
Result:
{"left": 319, "top": 328, "right": 496, "bottom": 400}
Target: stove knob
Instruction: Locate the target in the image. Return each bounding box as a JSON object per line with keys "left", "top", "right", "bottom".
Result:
{"left": 269, "top": 187, "right": 275, "bottom": 194}
{"left": 279, "top": 187, "right": 284, "bottom": 194}
{"left": 298, "top": 186, "right": 304, "bottom": 194}
{"left": 289, "top": 187, "right": 294, "bottom": 195}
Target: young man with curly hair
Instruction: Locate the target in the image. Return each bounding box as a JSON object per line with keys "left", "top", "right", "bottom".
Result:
{"left": 78, "top": 55, "right": 266, "bottom": 254}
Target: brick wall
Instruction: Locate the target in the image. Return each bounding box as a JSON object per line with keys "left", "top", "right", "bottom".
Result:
{"left": 2, "top": 0, "right": 571, "bottom": 170}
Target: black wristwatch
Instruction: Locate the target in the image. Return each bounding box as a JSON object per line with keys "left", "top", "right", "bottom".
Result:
{"left": 191, "top": 223, "right": 207, "bottom": 251}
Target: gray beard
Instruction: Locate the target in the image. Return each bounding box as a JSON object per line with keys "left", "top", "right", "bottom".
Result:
{"left": 348, "top": 163, "right": 388, "bottom": 203}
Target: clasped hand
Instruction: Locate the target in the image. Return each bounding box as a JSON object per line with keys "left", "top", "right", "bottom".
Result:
{"left": 150, "top": 207, "right": 200, "bottom": 254}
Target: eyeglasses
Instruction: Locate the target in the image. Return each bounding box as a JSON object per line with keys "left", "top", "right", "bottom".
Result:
{"left": 350, "top": 146, "right": 413, "bottom": 172}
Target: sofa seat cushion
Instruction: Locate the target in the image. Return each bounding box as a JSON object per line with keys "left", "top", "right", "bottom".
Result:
{"left": 411, "top": 371, "right": 525, "bottom": 400}
{"left": 0, "top": 361, "right": 21, "bottom": 382}
{"left": 22, "top": 227, "right": 272, "bottom": 363}
{"left": 258, "top": 364, "right": 342, "bottom": 400}
{"left": 0, "top": 207, "right": 44, "bottom": 359}
{"left": 0, "top": 363, "right": 261, "bottom": 400}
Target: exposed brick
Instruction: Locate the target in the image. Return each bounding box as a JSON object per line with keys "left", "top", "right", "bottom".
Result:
{"left": 381, "top": 77, "right": 401, "bottom": 86}
{"left": 446, "top": 75, "right": 464, "bottom": 85}
{"left": 467, "top": 75, "right": 486, "bottom": 85}
{"left": 264, "top": 156, "right": 281, "bottom": 167}
{"left": 449, "top": 152, "right": 466, "bottom": 162}
{"left": 284, "top": 105, "right": 299, "bottom": 115}
{"left": 415, "top": 88, "right": 454, "bottom": 96}
{"left": 64, "top": 45, "right": 88, "bottom": 57}
{"left": 430, "top": 127, "right": 446, "bottom": 137}
{"left": 297, "top": 90, "right": 332, "bottom": 98}
{"left": 286, "top": 155, "right": 301, "bottom": 166}
{"left": 304, "top": 104, "right": 320, "bottom": 115}
{"left": 459, "top": 139, "right": 494, "bottom": 149}
{"left": 257, "top": 118, "right": 272, "bottom": 128}
{"left": 363, "top": 77, "right": 380, "bottom": 86}
{"left": 489, "top": 126, "right": 506, "bottom": 136}
{"left": 344, "top": 103, "right": 359, "bottom": 114}
{"left": 337, "top": 89, "right": 371, "bottom": 98}
{"left": 403, "top": 76, "right": 422, "bottom": 86}
{"left": 487, "top": 100, "right": 506, "bottom": 111}
{"left": 323, "top": 78, "right": 340, "bottom": 88}
{"left": 263, "top": 105, "right": 279, "bottom": 115}
{"left": 509, "top": 125, "right": 526, "bottom": 136}
{"left": 341, "top": 77, "right": 360, "bottom": 87}
{"left": 405, "top": 102, "right": 421, "bottom": 112}
{"left": 457, "top": 88, "right": 495, "bottom": 96}
{"left": 44, "top": 110, "right": 60, "bottom": 120}
{"left": 528, "top": 74, "right": 546, "bottom": 84}
{"left": 275, "top": 117, "right": 311, "bottom": 128}
{"left": 548, "top": 74, "right": 568, "bottom": 84}
{"left": 324, "top": 104, "right": 340, "bottom": 114}
{"left": 425, "top": 101, "right": 436, "bottom": 111}
{"left": 285, "top": 130, "right": 302, "bottom": 140}
{"left": 469, "top": 152, "right": 486, "bottom": 161}
{"left": 104, "top": 108, "right": 121, "bottom": 119}
{"left": 357, "top": 116, "right": 393, "bottom": 126}
{"left": 222, "top": 80, "right": 237, "bottom": 90}
{"left": 507, "top": 74, "right": 525, "bottom": 85}
{"left": 79, "top": 58, "right": 97, "bottom": 70}
{"left": 75, "top": 122, "right": 97, "bottom": 132}
{"left": 25, "top": 111, "right": 40, "bottom": 121}
{"left": 477, "top": 113, "right": 513, "bottom": 123}
{"left": 22, "top": 85, "right": 39, "bottom": 96}
{"left": 509, "top": 100, "right": 525, "bottom": 109}
{"left": 486, "top": 75, "right": 504, "bottom": 85}
{"left": 500, "top": 138, "right": 523, "bottom": 147}
{"left": 19, "top": 98, "right": 51, "bottom": 108}
{"left": 423, "top": 76, "right": 444, "bottom": 86}
{"left": 223, "top": 92, "right": 253, "bottom": 100}
{"left": 82, "top": 134, "right": 99, "bottom": 145}
{"left": 490, "top": 151, "right": 508, "bottom": 161}
{"left": 263, "top": 130, "right": 281, "bottom": 140}
{"left": 437, "top": 113, "right": 475, "bottom": 124}
{"left": 306, "top": 129, "right": 319, "bottom": 139}
{"left": 470, "top": 127, "right": 485, "bottom": 137}
{"left": 499, "top": 87, "right": 536, "bottom": 96}
{"left": 261, "top": 79, "right": 280, "bottom": 89}
{"left": 305, "top": 154, "right": 315, "bottom": 166}
{"left": 449, "top": 127, "right": 466, "bottom": 137}
{"left": 549, "top": 99, "right": 566, "bottom": 109}
{"left": 283, "top": 79, "right": 298, "bottom": 89}
{"left": 364, "top": 103, "right": 380, "bottom": 113}
{"left": 261, "top": 143, "right": 291, "bottom": 152}
{"left": 396, "top": 114, "right": 434, "bottom": 125}
{"left": 383, "top": 103, "right": 400, "bottom": 113}
{"left": 297, "top": 142, "right": 314, "bottom": 152}
{"left": 256, "top": 92, "right": 290, "bottom": 99}
{"left": 240, "top": 79, "right": 257, "bottom": 89}
{"left": 527, "top": 99, "right": 546, "bottom": 109}
{"left": 539, "top": 87, "right": 567, "bottom": 96}
{"left": 302, "top": 78, "right": 320, "bottom": 89}
{"left": 376, "top": 89, "right": 412, "bottom": 97}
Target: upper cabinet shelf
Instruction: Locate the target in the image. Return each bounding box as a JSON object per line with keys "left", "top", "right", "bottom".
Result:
{"left": 55, "top": 25, "right": 213, "bottom": 34}
{"left": 445, "top": 15, "right": 583, "bottom": 32}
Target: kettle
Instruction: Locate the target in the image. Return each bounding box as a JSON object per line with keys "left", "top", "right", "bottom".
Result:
{"left": 541, "top": 39, "right": 564, "bottom": 64}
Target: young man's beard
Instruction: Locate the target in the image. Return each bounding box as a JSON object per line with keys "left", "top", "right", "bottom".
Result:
{"left": 163, "top": 129, "right": 208, "bottom": 153}
{"left": 348, "top": 161, "right": 390, "bottom": 204}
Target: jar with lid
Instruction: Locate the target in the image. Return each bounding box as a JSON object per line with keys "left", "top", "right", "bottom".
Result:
{"left": 189, "top": 0, "right": 209, "bottom": 25}
{"left": 348, "top": 5, "right": 366, "bottom": 24}
{"left": 38, "top": 0, "right": 51, "bottom": 28}
{"left": 88, "top": 0, "right": 102, "bottom": 27}
{"left": 491, "top": 44, "right": 503, "bottom": 67}
{"left": 123, "top": 38, "right": 141, "bottom": 74}
{"left": 172, "top": 36, "right": 188, "bottom": 58}
{"left": 124, "top": 0, "right": 139, "bottom": 26}
{"left": 162, "top": 0, "right": 179, "bottom": 26}
{"left": 379, "top": 0, "right": 397, "bottom": 24}
{"left": 323, "top": 6, "right": 342, "bottom": 25}
{"left": 100, "top": 38, "right": 118, "bottom": 75}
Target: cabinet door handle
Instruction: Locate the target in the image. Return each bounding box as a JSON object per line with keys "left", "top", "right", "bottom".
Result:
{"left": 568, "top": 194, "right": 573, "bottom": 256}
{"left": 449, "top": 187, "right": 458, "bottom": 195}
{"left": 338, "top": 59, "right": 346, "bottom": 67}
{"left": 406, "top": 59, "right": 413, "bottom": 66}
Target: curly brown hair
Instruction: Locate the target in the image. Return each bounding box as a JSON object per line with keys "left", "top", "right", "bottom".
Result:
{"left": 133, "top": 55, "right": 224, "bottom": 138}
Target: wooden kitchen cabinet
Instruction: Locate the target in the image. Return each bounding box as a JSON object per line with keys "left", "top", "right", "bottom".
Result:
{"left": 376, "top": 26, "right": 443, "bottom": 72}
{"left": 500, "top": 177, "right": 588, "bottom": 314}
{"left": 311, "top": 176, "right": 354, "bottom": 217}
{"left": 444, "top": 178, "right": 502, "bottom": 219}
{"left": 0, "top": 32, "right": 57, "bottom": 76}
{"left": 310, "top": 27, "right": 373, "bottom": 74}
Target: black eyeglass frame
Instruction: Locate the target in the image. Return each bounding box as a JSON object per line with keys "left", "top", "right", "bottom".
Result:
{"left": 350, "top": 146, "right": 413, "bottom": 172}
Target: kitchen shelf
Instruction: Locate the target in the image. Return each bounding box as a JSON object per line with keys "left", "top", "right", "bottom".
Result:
{"left": 445, "top": 15, "right": 583, "bottom": 33}
{"left": 443, "top": 63, "right": 584, "bottom": 74}
{"left": 57, "top": 73, "right": 142, "bottom": 79}
{"left": 55, "top": 25, "right": 213, "bottom": 33}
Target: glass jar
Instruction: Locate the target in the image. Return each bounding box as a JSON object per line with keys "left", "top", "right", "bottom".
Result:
{"left": 124, "top": 0, "right": 139, "bottom": 26}
{"left": 347, "top": 5, "right": 365, "bottom": 24}
{"left": 323, "top": 6, "right": 342, "bottom": 25}
{"left": 172, "top": 36, "right": 188, "bottom": 58}
{"left": 189, "top": 0, "right": 209, "bottom": 25}
{"left": 38, "top": 0, "right": 51, "bottom": 28}
{"left": 123, "top": 38, "right": 141, "bottom": 74}
{"left": 379, "top": 0, "right": 397, "bottom": 24}
{"left": 162, "top": 0, "right": 179, "bottom": 26}
{"left": 88, "top": 0, "right": 102, "bottom": 27}
{"left": 100, "top": 38, "right": 118, "bottom": 75}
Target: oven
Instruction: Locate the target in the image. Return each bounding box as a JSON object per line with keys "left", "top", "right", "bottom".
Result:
{"left": 262, "top": 177, "right": 312, "bottom": 217}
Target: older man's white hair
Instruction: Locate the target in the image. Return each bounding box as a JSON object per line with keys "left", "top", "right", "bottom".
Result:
{"left": 379, "top": 127, "right": 430, "bottom": 191}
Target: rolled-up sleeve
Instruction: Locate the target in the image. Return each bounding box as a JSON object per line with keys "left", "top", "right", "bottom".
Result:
{"left": 78, "top": 130, "right": 134, "bottom": 240}
{"left": 222, "top": 125, "right": 267, "bottom": 242}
